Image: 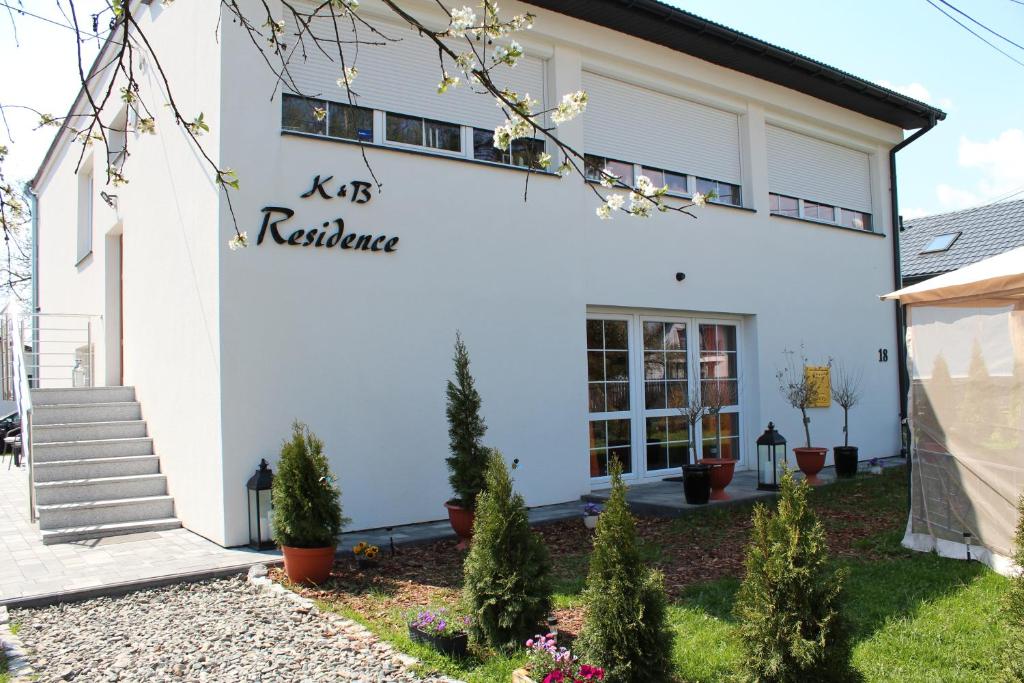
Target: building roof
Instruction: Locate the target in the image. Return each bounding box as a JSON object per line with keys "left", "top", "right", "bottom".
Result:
{"left": 900, "top": 199, "right": 1024, "bottom": 281}
{"left": 524, "top": 0, "right": 946, "bottom": 130}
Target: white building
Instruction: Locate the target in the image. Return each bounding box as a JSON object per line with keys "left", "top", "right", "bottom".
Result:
{"left": 27, "top": 0, "right": 944, "bottom": 546}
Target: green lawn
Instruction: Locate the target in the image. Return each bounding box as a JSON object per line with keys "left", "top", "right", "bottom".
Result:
{"left": 300, "top": 468, "right": 1013, "bottom": 682}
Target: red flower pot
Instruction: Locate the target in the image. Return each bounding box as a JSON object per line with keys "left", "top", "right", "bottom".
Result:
{"left": 281, "top": 545, "right": 336, "bottom": 585}
{"left": 699, "top": 458, "right": 736, "bottom": 500}
{"left": 445, "top": 501, "right": 475, "bottom": 550}
{"left": 793, "top": 447, "right": 828, "bottom": 486}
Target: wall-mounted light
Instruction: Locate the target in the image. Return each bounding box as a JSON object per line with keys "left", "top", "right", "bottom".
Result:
{"left": 100, "top": 191, "right": 118, "bottom": 209}
{"left": 675, "top": 272, "right": 686, "bottom": 282}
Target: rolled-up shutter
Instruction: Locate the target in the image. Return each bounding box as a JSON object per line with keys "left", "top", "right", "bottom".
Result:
{"left": 581, "top": 71, "right": 742, "bottom": 184}
{"left": 766, "top": 125, "right": 872, "bottom": 212}
{"left": 284, "top": 14, "right": 545, "bottom": 130}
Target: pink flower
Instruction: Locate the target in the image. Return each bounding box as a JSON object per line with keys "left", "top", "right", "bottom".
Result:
{"left": 526, "top": 639, "right": 534, "bottom": 648}
{"left": 543, "top": 671, "right": 565, "bottom": 683}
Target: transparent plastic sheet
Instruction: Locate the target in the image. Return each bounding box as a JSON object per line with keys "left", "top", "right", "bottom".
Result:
{"left": 902, "top": 302, "right": 1024, "bottom": 575}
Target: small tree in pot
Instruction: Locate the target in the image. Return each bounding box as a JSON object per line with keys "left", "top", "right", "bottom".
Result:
{"left": 445, "top": 331, "right": 489, "bottom": 548}
{"left": 272, "top": 421, "right": 348, "bottom": 585}
{"left": 831, "top": 364, "right": 862, "bottom": 478}
{"left": 777, "top": 348, "right": 831, "bottom": 485}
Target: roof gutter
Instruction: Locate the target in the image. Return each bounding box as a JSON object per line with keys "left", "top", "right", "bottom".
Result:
{"left": 888, "top": 114, "right": 937, "bottom": 449}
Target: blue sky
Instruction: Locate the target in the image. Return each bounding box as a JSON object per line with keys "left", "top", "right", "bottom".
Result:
{"left": 3, "top": 0, "right": 1022, "bottom": 219}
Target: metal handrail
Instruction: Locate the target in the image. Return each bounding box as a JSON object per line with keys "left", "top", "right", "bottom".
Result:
{"left": 10, "top": 315, "right": 35, "bottom": 521}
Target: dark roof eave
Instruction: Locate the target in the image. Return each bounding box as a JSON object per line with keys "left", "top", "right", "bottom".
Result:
{"left": 524, "top": 0, "right": 946, "bottom": 130}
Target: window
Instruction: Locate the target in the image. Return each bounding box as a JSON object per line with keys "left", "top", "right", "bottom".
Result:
{"left": 642, "top": 167, "right": 689, "bottom": 195}
{"left": 920, "top": 232, "right": 960, "bottom": 254}
{"left": 587, "top": 318, "right": 632, "bottom": 477}
{"left": 642, "top": 321, "right": 688, "bottom": 411}
{"left": 76, "top": 167, "right": 93, "bottom": 264}
{"left": 769, "top": 193, "right": 799, "bottom": 217}
{"left": 282, "top": 95, "right": 327, "bottom": 135}
{"left": 584, "top": 155, "right": 634, "bottom": 186}
{"left": 386, "top": 113, "right": 461, "bottom": 152}
{"left": 698, "top": 323, "right": 740, "bottom": 461}
{"left": 696, "top": 177, "right": 741, "bottom": 206}
{"left": 840, "top": 208, "right": 872, "bottom": 231}
{"left": 328, "top": 102, "right": 373, "bottom": 141}
{"left": 803, "top": 200, "right": 835, "bottom": 223}
{"left": 472, "top": 129, "right": 545, "bottom": 168}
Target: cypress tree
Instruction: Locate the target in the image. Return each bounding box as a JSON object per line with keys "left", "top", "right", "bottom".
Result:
{"left": 271, "top": 421, "right": 348, "bottom": 548}
{"left": 446, "top": 331, "right": 488, "bottom": 509}
{"left": 1002, "top": 494, "right": 1024, "bottom": 681}
{"left": 733, "top": 470, "right": 848, "bottom": 682}
{"left": 576, "top": 461, "right": 674, "bottom": 683}
{"left": 462, "top": 450, "right": 552, "bottom": 652}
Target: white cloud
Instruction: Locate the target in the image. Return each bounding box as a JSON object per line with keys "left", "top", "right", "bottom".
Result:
{"left": 934, "top": 129, "right": 1024, "bottom": 210}
{"left": 877, "top": 80, "right": 953, "bottom": 111}
{"left": 901, "top": 207, "right": 932, "bottom": 220}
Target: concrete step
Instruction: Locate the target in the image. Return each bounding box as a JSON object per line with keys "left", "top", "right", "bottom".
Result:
{"left": 40, "top": 517, "right": 181, "bottom": 545}
{"left": 31, "top": 386, "right": 136, "bottom": 406}
{"left": 37, "top": 495, "right": 175, "bottom": 530}
{"left": 33, "top": 402, "right": 142, "bottom": 426}
{"left": 35, "top": 473, "right": 168, "bottom": 505}
{"left": 33, "top": 454, "right": 160, "bottom": 482}
{"left": 34, "top": 437, "right": 154, "bottom": 463}
{"left": 33, "top": 420, "right": 147, "bottom": 444}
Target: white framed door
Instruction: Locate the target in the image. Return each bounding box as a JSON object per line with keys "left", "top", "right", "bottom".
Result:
{"left": 587, "top": 311, "right": 744, "bottom": 484}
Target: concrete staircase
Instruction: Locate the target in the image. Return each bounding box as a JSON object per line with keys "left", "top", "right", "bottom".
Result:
{"left": 30, "top": 386, "right": 180, "bottom": 544}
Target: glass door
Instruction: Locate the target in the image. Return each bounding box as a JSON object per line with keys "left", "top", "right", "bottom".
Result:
{"left": 640, "top": 319, "right": 692, "bottom": 475}
{"left": 697, "top": 322, "right": 742, "bottom": 462}
{"left": 586, "top": 317, "right": 633, "bottom": 478}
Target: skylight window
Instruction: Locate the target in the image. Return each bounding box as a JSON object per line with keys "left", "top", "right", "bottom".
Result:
{"left": 920, "top": 232, "right": 961, "bottom": 254}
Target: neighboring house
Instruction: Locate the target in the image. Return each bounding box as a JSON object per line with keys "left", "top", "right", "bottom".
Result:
{"left": 27, "top": 1, "right": 944, "bottom": 547}
{"left": 900, "top": 198, "right": 1024, "bottom": 286}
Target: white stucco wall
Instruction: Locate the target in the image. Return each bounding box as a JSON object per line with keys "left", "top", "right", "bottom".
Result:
{"left": 34, "top": 0, "right": 227, "bottom": 544}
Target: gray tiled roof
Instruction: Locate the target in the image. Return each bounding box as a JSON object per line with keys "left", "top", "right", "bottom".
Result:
{"left": 900, "top": 198, "right": 1024, "bottom": 281}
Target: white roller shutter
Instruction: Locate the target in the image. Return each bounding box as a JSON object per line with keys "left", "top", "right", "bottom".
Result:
{"left": 581, "top": 72, "right": 742, "bottom": 184}
{"left": 284, "top": 12, "right": 545, "bottom": 130}
{"left": 766, "top": 125, "right": 872, "bottom": 212}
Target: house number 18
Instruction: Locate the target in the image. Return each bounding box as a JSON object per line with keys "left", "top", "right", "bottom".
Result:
{"left": 878, "top": 348, "right": 889, "bottom": 362}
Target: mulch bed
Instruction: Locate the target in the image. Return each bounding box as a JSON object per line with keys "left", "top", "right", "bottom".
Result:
{"left": 276, "top": 471, "right": 907, "bottom": 641}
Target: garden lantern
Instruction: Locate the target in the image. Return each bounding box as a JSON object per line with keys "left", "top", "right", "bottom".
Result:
{"left": 247, "top": 459, "right": 275, "bottom": 550}
{"left": 756, "top": 422, "right": 787, "bottom": 491}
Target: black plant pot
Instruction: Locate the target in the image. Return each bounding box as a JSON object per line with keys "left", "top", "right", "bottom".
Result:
{"left": 407, "top": 625, "right": 469, "bottom": 658}
{"left": 834, "top": 446, "right": 859, "bottom": 478}
{"left": 682, "top": 464, "right": 711, "bottom": 505}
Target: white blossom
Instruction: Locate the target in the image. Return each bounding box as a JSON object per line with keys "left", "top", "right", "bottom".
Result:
{"left": 228, "top": 232, "right": 249, "bottom": 251}
{"left": 536, "top": 152, "right": 552, "bottom": 169}
{"left": 599, "top": 169, "right": 619, "bottom": 188}
{"left": 337, "top": 66, "right": 358, "bottom": 88}
{"left": 692, "top": 191, "right": 707, "bottom": 207}
{"left": 493, "top": 41, "right": 524, "bottom": 67}
{"left": 551, "top": 91, "right": 588, "bottom": 124}
{"left": 455, "top": 52, "right": 477, "bottom": 73}
{"left": 437, "top": 73, "right": 460, "bottom": 93}
{"left": 596, "top": 204, "right": 612, "bottom": 220}
{"left": 606, "top": 193, "right": 626, "bottom": 211}
{"left": 449, "top": 6, "right": 477, "bottom": 36}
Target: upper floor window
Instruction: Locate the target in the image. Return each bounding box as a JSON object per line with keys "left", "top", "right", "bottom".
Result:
{"left": 386, "top": 113, "right": 460, "bottom": 152}
{"left": 472, "top": 129, "right": 545, "bottom": 169}
{"left": 771, "top": 193, "right": 873, "bottom": 231}
{"left": 696, "top": 177, "right": 741, "bottom": 207}
{"left": 282, "top": 93, "right": 372, "bottom": 142}
{"left": 642, "top": 167, "right": 688, "bottom": 195}
{"left": 585, "top": 155, "right": 634, "bottom": 186}
{"left": 76, "top": 165, "right": 94, "bottom": 264}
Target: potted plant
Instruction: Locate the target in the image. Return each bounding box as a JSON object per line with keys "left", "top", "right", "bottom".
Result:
{"left": 831, "top": 364, "right": 862, "bottom": 478}
{"left": 445, "top": 332, "right": 489, "bottom": 549}
{"left": 272, "top": 421, "right": 348, "bottom": 585}
{"left": 351, "top": 541, "right": 381, "bottom": 570}
{"left": 698, "top": 379, "right": 737, "bottom": 500}
{"left": 407, "top": 607, "right": 471, "bottom": 658}
{"left": 777, "top": 349, "right": 831, "bottom": 486}
{"left": 512, "top": 633, "right": 605, "bottom": 682}
{"left": 582, "top": 503, "right": 602, "bottom": 530}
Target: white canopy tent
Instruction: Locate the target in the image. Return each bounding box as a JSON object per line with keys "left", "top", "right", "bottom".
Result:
{"left": 883, "top": 246, "right": 1024, "bottom": 575}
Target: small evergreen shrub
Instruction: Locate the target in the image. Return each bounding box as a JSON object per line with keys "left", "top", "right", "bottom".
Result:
{"left": 462, "top": 450, "right": 552, "bottom": 652}
{"left": 576, "top": 461, "right": 674, "bottom": 683}
{"left": 733, "top": 470, "right": 849, "bottom": 682}
{"left": 271, "top": 421, "right": 348, "bottom": 548}
{"left": 1002, "top": 494, "right": 1024, "bottom": 682}
{"left": 445, "top": 332, "right": 489, "bottom": 509}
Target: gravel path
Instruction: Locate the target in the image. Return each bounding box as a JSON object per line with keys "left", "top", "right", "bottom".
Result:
{"left": 12, "top": 576, "right": 456, "bottom": 682}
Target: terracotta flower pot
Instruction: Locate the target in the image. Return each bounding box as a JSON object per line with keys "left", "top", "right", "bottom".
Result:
{"left": 445, "top": 501, "right": 475, "bottom": 550}
{"left": 281, "top": 545, "right": 336, "bottom": 585}
{"left": 699, "top": 457, "right": 737, "bottom": 501}
{"left": 793, "top": 447, "right": 828, "bottom": 486}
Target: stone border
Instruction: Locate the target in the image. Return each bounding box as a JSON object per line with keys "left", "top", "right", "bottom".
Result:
{"left": 244, "top": 564, "right": 464, "bottom": 683}
{"left": 0, "top": 605, "right": 34, "bottom": 681}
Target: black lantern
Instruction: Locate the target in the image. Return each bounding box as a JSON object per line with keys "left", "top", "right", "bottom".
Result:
{"left": 756, "top": 422, "right": 787, "bottom": 491}
{"left": 246, "top": 459, "right": 274, "bottom": 550}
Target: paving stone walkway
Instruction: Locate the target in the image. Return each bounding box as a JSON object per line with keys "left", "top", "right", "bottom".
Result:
{"left": 0, "top": 465, "right": 280, "bottom": 606}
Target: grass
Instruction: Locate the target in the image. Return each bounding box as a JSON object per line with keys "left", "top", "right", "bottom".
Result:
{"left": 288, "top": 468, "right": 1012, "bottom": 682}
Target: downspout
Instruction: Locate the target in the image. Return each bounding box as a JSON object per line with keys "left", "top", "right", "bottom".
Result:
{"left": 888, "top": 115, "right": 936, "bottom": 433}
{"left": 27, "top": 183, "right": 39, "bottom": 316}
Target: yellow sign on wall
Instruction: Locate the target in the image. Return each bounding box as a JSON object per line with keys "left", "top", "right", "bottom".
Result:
{"left": 805, "top": 366, "right": 832, "bottom": 408}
